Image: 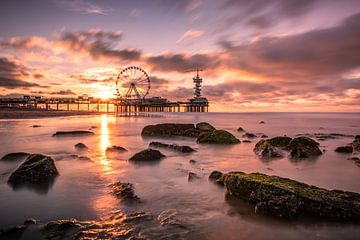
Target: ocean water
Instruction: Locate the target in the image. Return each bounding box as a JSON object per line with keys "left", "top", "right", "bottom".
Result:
{"left": 0, "top": 112, "right": 359, "bottom": 239}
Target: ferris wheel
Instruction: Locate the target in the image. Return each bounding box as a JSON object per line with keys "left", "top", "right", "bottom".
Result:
{"left": 116, "top": 66, "right": 150, "bottom": 100}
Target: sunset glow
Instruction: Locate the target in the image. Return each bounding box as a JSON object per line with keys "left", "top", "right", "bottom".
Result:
{"left": 0, "top": 0, "right": 359, "bottom": 111}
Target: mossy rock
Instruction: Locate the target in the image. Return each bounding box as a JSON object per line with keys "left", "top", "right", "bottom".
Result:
{"left": 7, "top": 154, "right": 59, "bottom": 185}
{"left": 129, "top": 149, "right": 165, "bottom": 162}
{"left": 141, "top": 123, "right": 196, "bottom": 137}
{"left": 287, "top": 136, "right": 322, "bottom": 157}
{"left": 224, "top": 172, "right": 360, "bottom": 221}
{"left": 195, "top": 122, "right": 215, "bottom": 132}
{"left": 267, "top": 136, "right": 292, "bottom": 147}
{"left": 197, "top": 130, "right": 240, "bottom": 144}
{"left": 1, "top": 152, "right": 30, "bottom": 161}
{"left": 335, "top": 146, "right": 353, "bottom": 153}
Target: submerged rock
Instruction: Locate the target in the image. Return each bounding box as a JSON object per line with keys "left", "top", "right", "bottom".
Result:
{"left": 237, "top": 127, "right": 245, "bottom": 132}
{"left": 261, "top": 134, "right": 268, "bottom": 138}
{"left": 188, "top": 172, "right": 200, "bottom": 182}
{"left": 223, "top": 172, "right": 360, "bottom": 221}
{"left": 335, "top": 146, "right": 353, "bottom": 153}
{"left": 74, "top": 142, "right": 88, "bottom": 150}
{"left": 7, "top": 154, "right": 59, "bottom": 185}
{"left": 254, "top": 139, "right": 284, "bottom": 158}
{"left": 242, "top": 140, "right": 252, "bottom": 143}
{"left": 189, "top": 159, "right": 196, "bottom": 164}
{"left": 109, "top": 181, "right": 140, "bottom": 202}
{"left": 195, "top": 122, "right": 215, "bottom": 132}
{"left": 197, "top": 130, "right": 240, "bottom": 144}
{"left": 0, "top": 152, "right": 30, "bottom": 161}
{"left": 129, "top": 149, "right": 165, "bottom": 162}
{"left": 52, "top": 130, "right": 94, "bottom": 137}
{"left": 209, "top": 170, "right": 224, "bottom": 185}
{"left": 287, "top": 137, "right": 322, "bottom": 158}
{"left": 243, "top": 132, "right": 257, "bottom": 138}
{"left": 32, "top": 125, "right": 41, "bottom": 128}
{"left": 259, "top": 121, "right": 265, "bottom": 124}
{"left": 106, "top": 145, "right": 127, "bottom": 153}
{"left": 149, "top": 141, "right": 195, "bottom": 153}
{"left": 141, "top": 123, "right": 196, "bottom": 137}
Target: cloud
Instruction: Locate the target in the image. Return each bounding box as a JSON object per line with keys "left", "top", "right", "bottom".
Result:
{"left": 176, "top": 30, "right": 204, "bottom": 44}
{"left": 54, "top": 0, "right": 112, "bottom": 15}
{"left": 159, "top": 0, "right": 202, "bottom": 13}
{"left": 59, "top": 29, "right": 141, "bottom": 61}
{"left": 147, "top": 52, "right": 220, "bottom": 72}
{"left": 129, "top": 8, "right": 142, "bottom": 17}
{"left": 31, "top": 89, "right": 76, "bottom": 95}
{"left": 222, "top": 0, "right": 316, "bottom": 29}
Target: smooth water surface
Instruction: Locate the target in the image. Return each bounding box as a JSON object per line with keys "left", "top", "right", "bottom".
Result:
{"left": 0, "top": 112, "right": 360, "bottom": 239}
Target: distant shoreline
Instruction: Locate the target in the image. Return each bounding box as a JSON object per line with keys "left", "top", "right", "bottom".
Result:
{"left": 0, "top": 109, "right": 103, "bottom": 119}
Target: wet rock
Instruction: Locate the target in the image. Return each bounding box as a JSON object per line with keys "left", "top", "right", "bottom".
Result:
{"left": 74, "top": 142, "right": 88, "bottom": 150}
{"left": 197, "top": 130, "right": 240, "bottom": 144}
{"left": 44, "top": 219, "right": 82, "bottom": 240}
{"left": 141, "top": 123, "right": 196, "bottom": 137}
{"left": 335, "top": 146, "right": 353, "bottom": 153}
{"left": 32, "top": 125, "right": 41, "bottom": 128}
{"left": 287, "top": 137, "right": 322, "bottom": 158}
{"left": 182, "top": 128, "right": 201, "bottom": 137}
{"left": 267, "top": 136, "right": 292, "bottom": 147}
{"left": 254, "top": 140, "right": 283, "bottom": 158}
{"left": 106, "top": 145, "right": 127, "bottom": 153}
{"left": 129, "top": 149, "right": 165, "bottom": 162}
{"left": 209, "top": 170, "right": 224, "bottom": 185}
{"left": 243, "top": 132, "right": 257, "bottom": 138}
{"left": 188, "top": 172, "right": 200, "bottom": 181}
{"left": 259, "top": 121, "right": 265, "bottom": 124}
{"left": 195, "top": 122, "right": 216, "bottom": 132}
{"left": 237, "top": 127, "right": 245, "bottom": 132}
{"left": 189, "top": 159, "right": 196, "bottom": 164}
{"left": 78, "top": 156, "right": 91, "bottom": 161}
{"left": 109, "top": 181, "right": 140, "bottom": 202}
{"left": 0, "top": 152, "right": 30, "bottom": 161}
{"left": 149, "top": 141, "right": 195, "bottom": 153}
{"left": 7, "top": 154, "right": 59, "bottom": 185}
{"left": 261, "top": 134, "right": 268, "bottom": 138}
{"left": 23, "top": 218, "right": 37, "bottom": 225}
{"left": 242, "top": 140, "right": 251, "bottom": 143}
{"left": 52, "top": 130, "right": 94, "bottom": 137}
{"left": 223, "top": 172, "right": 360, "bottom": 221}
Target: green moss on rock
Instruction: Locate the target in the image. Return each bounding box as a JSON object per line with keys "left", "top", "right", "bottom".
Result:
{"left": 223, "top": 172, "right": 360, "bottom": 221}
{"left": 197, "top": 130, "right": 240, "bottom": 144}
{"left": 141, "top": 123, "right": 196, "bottom": 137}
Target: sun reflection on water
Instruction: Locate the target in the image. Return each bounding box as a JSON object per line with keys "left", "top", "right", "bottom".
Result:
{"left": 99, "top": 114, "right": 112, "bottom": 172}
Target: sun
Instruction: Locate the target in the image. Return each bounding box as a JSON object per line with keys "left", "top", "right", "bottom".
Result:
{"left": 95, "top": 85, "right": 115, "bottom": 100}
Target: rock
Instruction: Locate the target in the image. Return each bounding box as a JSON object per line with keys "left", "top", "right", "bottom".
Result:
{"left": 267, "top": 136, "right": 292, "bottom": 147}
{"left": 109, "top": 181, "right": 140, "bottom": 202}
{"left": 352, "top": 136, "right": 360, "bottom": 151}
{"left": 32, "top": 125, "right": 41, "bottom": 128}
{"left": 188, "top": 172, "right": 200, "bottom": 181}
{"left": 261, "top": 134, "right": 268, "bottom": 138}
{"left": 237, "top": 127, "right": 245, "bottom": 132}
{"left": 129, "top": 149, "right": 165, "bottom": 162}
{"left": 242, "top": 140, "right": 251, "bottom": 143}
{"left": 287, "top": 137, "right": 322, "bottom": 158}
{"left": 78, "top": 156, "right": 91, "bottom": 161}
{"left": 209, "top": 170, "right": 224, "bottom": 185}
{"left": 259, "top": 121, "right": 265, "bottom": 124}
{"left": 189, "top": 159, "right": 196, "bottom": 164}
{"left": 297, "top": 133, "right": 354, "bottom": 141}
{"left": 355, "top": 135, "right": 360, "bottom": 141}
{"left": 195, "top": 122, "right": 216, "bottom": 132}
{"left": 74, "top": 142, "right": 88, "bottom": 150}
{"left": 223, "top": 172, "right": 360, "bottom": 221}
{"left": 0, "top": 152, "right": 30, "bottom": 161}
{"left": 149, "top": 141, "right": 195, "bottom": 153}
{"left": 52, "top": 130, "right": 94, "bottom": 137}
{"left": 106, "top": 145, "right": 127, "bottom": 153}
{"left": 7, "top": 154, "right": 59, "bottom": 185}
{"left": 243, "top": 132, "right": 257, "bottom": 138}
{"left": 141, "top": 123, "right": 196, "bottom": 137}
{"left": 348, "top": 157, "right": 360, "bottom": 161}
{"left": 197, "top": 130, "right": 240, "bottom": 144}
{"left": 254, "top": 140, "right": 283, "bottom": 158}
{"left": 335, "top": 146, "right": 353, "bottom": 153}
{"left": 43, "top": 219, "right": 82, "bottom": 239}
{"left": 182, "top": 128, "right": 201, "bottom": 137}
{"left": 24, "top": 218, "right": 37, "bottom": 225}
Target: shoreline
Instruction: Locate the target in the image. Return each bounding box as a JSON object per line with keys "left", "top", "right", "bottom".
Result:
{"left": 0, "top": 109, "right": 104, "bottom": 119}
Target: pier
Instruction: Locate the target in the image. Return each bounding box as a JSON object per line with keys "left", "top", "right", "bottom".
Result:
{"left": 0, "top": 66, "right": 209, "bottom": 113}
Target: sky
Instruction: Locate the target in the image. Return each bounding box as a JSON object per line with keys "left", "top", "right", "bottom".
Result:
{"left": 0, "top": 0, "right": 360, "bottom": 112}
